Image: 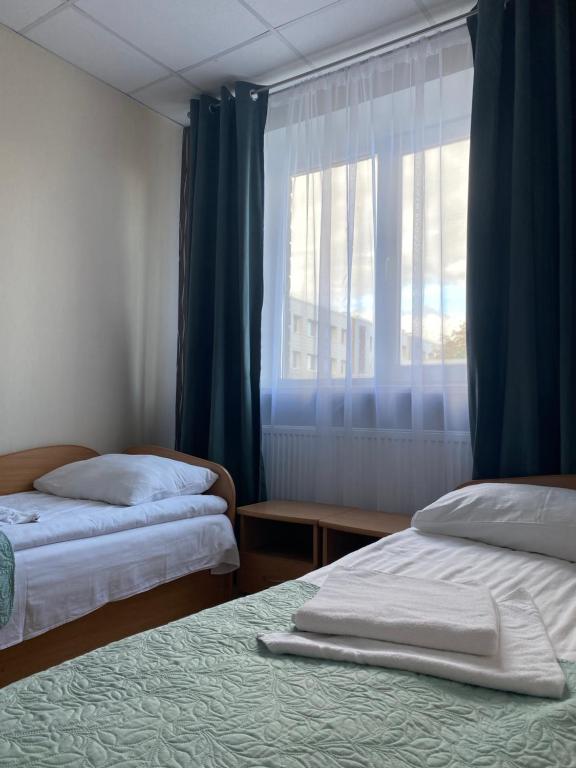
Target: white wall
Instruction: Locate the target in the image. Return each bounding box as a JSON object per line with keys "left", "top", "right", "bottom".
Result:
{"left": 0, "top": 25, "right": 182, "bottom": 455}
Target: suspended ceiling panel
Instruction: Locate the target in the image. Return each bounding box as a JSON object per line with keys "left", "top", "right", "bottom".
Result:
{"left": 0, "top": 0, "right": 472, "bottom": 125}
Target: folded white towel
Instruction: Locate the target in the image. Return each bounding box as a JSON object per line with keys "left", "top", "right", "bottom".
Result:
{"left": 0, "top": 506, "right": 39, "bottom": 525}
{"left": 293, "top": 568, "right": 499, "bottom": 656}
{"left": 259, "top": 589, "right": 566, "bottom": 699}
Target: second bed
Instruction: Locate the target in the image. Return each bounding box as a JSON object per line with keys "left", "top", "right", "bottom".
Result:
{"left": 0, "top": 443, "right": 239, "bottom": 685}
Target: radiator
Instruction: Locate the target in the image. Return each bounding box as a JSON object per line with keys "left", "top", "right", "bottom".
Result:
{"left": 262, "top": 427, "right": 473, "bottom": 516}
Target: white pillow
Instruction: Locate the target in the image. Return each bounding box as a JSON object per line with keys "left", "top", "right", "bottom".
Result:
{"left": 34, "top": 454, "right": 218, "bottom": 506}
{"left": 412, "top": 482, "right": 576, "bottom": 563}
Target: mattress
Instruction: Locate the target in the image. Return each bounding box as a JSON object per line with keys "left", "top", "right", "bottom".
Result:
{"left": 0, "top": 492, "right": 239, "bottom": 650}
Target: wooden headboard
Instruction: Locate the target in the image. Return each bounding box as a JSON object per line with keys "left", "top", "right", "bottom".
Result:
{"left": 0, "top": 444, "right": 235, "bottom": 524}
{"left": 124, "top": 445, "right": 236, "bottom": 524}
{"left": 460, "top": 475, "right": 576, "bottom": 492}
{"left": 0, "top": 445, "right": 98, "bottom": 496}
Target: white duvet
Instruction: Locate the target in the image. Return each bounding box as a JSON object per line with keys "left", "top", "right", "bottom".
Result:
{"left": 0, "top": 491, "right": 239, "bottom": 650}
{"left": 0, "top": 491, "right": 227, "bottom": 550}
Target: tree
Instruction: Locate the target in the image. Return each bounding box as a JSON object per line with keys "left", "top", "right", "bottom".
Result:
{"left": 429, "top": 322, "right": 466, "bottom": 361}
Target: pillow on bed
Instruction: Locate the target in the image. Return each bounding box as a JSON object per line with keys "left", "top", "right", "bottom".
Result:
{"left": 412, "top": 483, "right": 576, "bottom": 562}
{"left": 34, "top": 454, "right": 218, "bottom": 506}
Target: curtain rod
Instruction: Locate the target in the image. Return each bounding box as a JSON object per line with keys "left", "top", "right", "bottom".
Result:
{"left": 253, "top": 6, "right": 477, "bottom": 97}
{"left": 191, "top": 6, "right": 477, "bottom": 115}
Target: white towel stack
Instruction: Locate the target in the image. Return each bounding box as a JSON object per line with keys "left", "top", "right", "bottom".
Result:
{"left": 292, "top": 569, "right": 499, "bottom": 655}
{"left": 258, "top": 568, "right": 566, "bottom": 699}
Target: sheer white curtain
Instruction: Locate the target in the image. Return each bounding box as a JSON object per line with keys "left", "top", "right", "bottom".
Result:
{"left": 261, "top": 26, "right": 474, "bottom": 514}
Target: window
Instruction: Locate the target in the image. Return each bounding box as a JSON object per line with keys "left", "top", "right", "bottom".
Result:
{"left": 281, "top": 141, "right": 469, "bottom": 380}
{"left": 284, "top": 159, "right": 375, "bottom": 380}
{"left": 261, "top": 25, "right": 473, "bottom": 512}
{"left": 291, "top": 351, "right": 301, "bottom": 369}
{"left": 401, "top": 139, "right": 469, "bottom": 365}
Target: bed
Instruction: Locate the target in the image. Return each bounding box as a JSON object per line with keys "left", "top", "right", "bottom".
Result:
{"left": 0, "top": 476, "right": 575, "bottom": 767}
{"left": 0, "top": 444, "right": 238, "bottom": 686}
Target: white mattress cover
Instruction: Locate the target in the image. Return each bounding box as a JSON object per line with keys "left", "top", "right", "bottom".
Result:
{"left": 301, "top": 528, "right": 576, "bottom": 662}
{"left": 0, "top": 491, "right": 228, "bottom": 551}
{"left": 0, "top": 497, "right": 239, "bottom": 650}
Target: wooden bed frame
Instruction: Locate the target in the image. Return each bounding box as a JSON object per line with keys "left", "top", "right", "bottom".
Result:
{"left": 0, "top": 443, "right": 236, "bottom": 687}
{"left": 461, "top": 474, "right": 576, "bottom": 491}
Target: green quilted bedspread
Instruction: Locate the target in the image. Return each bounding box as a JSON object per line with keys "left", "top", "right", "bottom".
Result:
{"left": 0, "top": 531, "right": 14, "bottom": 628}
{"left": 1, "top": 581, "right": 575, "bottom": 768}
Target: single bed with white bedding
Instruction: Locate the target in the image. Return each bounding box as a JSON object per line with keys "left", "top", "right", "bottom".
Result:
{"left": 0, "top": 443, "right": 239, "bottom": 684}
{"left": 1, "top": 476, "right": 576, "bottom": 766}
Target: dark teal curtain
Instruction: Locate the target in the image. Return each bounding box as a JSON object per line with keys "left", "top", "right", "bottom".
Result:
{"left": 467, "top": 0, "right": 576, "bottom": 478}
{"left": 176, "top": 82, "right": 268, "bottom": 505}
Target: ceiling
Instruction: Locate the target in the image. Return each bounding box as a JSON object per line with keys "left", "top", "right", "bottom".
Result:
{"left": 0, "top": 0, "right": 471, "bottom": 126}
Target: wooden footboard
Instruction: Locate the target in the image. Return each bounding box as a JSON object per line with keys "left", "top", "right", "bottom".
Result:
{"left": 0, "top": 570, "right": 232, "bottom": 687}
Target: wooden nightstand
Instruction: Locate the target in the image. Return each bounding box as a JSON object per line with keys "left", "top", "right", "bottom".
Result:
{"left": 237, "top": 500, "right": 410, "bottom": 594}
{"left": 319, "top": 509, "right": 409, "bottom": 565}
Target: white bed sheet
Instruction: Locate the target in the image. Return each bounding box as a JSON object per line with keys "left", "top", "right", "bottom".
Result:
{"left": 0, "top": 504, "right": 239, "bottom": 650}
{"left": 301, "top": 528, "right": 576, "bottom": 662}
{"left": 0, "top": 491, "right": 227, "bottom": 550}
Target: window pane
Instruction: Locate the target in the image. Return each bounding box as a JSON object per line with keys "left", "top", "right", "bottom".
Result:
{"left": 401, "top": 139, "right": 469, "bottom": 364}
{"left": 285, "top": 159, "right": 375, "bottom": 379}
{"left": 285, "top": 171, "right": 321, "bottom": 380}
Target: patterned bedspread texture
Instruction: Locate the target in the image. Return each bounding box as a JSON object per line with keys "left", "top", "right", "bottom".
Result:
{"left": 0, "top": 531, "right": 14, "bottom": 627}
{"left": 1, "top": 581, "right": 575, "bottom": 768}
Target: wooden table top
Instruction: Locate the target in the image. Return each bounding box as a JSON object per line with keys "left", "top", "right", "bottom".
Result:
{"left": 318, "top": 508, "right": 410, "bottom": 537}
{"left": 237, "top": 500, "right": 361, "bottom": 525}
{"left": 237, "top": 500, "right": 411, "bottom": 535}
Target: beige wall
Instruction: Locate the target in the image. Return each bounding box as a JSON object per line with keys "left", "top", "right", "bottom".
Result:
{"left": 0, "top": 25, "right": 182, "bottom": 455}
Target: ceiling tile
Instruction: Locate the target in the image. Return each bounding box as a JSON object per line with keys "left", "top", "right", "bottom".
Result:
{"left": 243, "top": 0, "right": 340, "bottom": 28}
{"left": 76, "top": 0, "right": 268, "bottom": 71}
{"left": 182, "top": 33, "right": 301, "bottom": 93}
{"left": 0, "top": 0, "right": 63, "bottom": 32}
{"left": 132, "top": 76, "right": 199, "bottom": 124}
{"left": 281, "top": 0, "right": 424, "bottom": 59}
{"left": 26, "top": 8, "right": 168, "bottom": 92}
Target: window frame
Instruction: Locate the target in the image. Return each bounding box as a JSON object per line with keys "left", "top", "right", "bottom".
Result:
{"left": 278, "top": 126, "right": 470, "bottom": 389}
